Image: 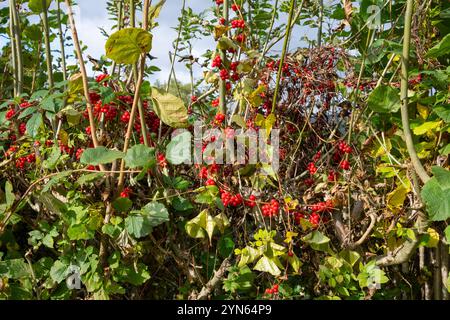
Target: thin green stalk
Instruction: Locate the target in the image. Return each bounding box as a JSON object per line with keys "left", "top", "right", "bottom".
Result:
{"left": 9, "top": 2, "right": 18, "bottom": 96}
{"left": 11, "top": 0, "right": 23, "bottom": 95}
{"left": 57, "top": 0, "right": 67, "bottom": 82}
{"left": 400, "top": 0, "right": 430, "bottom": 184}
{"left": 166, "top": 0, "right": 186, "bottom": 92}
{"left": 41, "top": 0, "right": 54, "bottom": 88}
{"left": 317, "top": 0, "right": 323, "bottom": 47}
{"left": 271, "top": 0, "right": 296, "bottom": 114}
{"left": 219, "top": 0, "right": 229, "bottom": 114}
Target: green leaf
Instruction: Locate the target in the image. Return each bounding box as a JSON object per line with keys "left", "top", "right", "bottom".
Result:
{"left": 112, "top": 197, "right": 133, "bottom": 213}
{"left": 412, "top": 121, "right": 441, "bottom": 135}
{"left": 440, "top": 144, "right": 450, "bottom": 156}
{"left": 367, "top": 85, "right": 401, "bottom": 113}
{"left": 152, "top": 89, "right": 188, "bottom": 128}
{"left": 125, "top": 213, "right": 152, "bottom": 238}
{"left": 185, "top": 209, "right": 208, "bottom": 239}
{"left": 5, "top": 181, "right": 14, "bottom": 208}
{"left": 125, "top": 202, "right": 169, "bottom": 238}
{"left": 124, "top": 144, "right": 155, "bottom": 168}
{"left": 41, "top": 96, "right": 55, "bottom": 112}
{"left": 29, "top": 0, "right": 52, "bottom": 13}
{"left": 166, "top": 131, "right": 192, "bottom": 165}
{"left": 105, "top": 28, "right": 153, "bottom": 64}
{"left": 432, "top": 166, "right": 450, "bottom": 190}
{"left": 171, "top": 196, "right": 194, "bottom": 212}
{"left": 148, "top": 0, "right": 166, "bottom": 22}
{"left": 76, "top": 173, "right": 104, "bottom": 186}
{"left": 421, "top": 177, "right": 450, "bottom": 221}
{"left": 434, "top": 105, "right": 450, "bottom": 123}
{"left": 218, "top": 235, "right": 235, "bottom": 258}
{"left": 426, "top": 33, "right": 450, "bottom": 58}
{"left": 140, "top": 202, "right": 169, "bottom": 227}
{"left": 302, "top": 231, "right": 333, "bottom": 253}
{"left": 49, "top": 260, "right": 69, "bottom": 284}
{"left": 26, "top": 113, "right": 43, "bottom": 138}
{"left": 253, "top": 255, "right": 281, "bottom": 276}
{"left": 80, "top": 147, "right": 124, "bottom": 166}
{"left": 0, "top": 259, "right": 29, "bottom": 279}
{"left": 67, "top": 224, "right": 95, "bottom": 240}
{"left": 445, "top": 226, "right": 450, "bottom": 245}
{"left": 68, "top": 73, "right": 84, "bottom": 95}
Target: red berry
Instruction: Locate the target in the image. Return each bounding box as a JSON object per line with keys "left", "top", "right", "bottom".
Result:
{"left": 340, "top": 160, "right": 350, "bottom": 171}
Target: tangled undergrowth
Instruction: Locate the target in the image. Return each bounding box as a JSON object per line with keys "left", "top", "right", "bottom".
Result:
{"left": 0, "top": 0, "right": 449, "bottom": 300}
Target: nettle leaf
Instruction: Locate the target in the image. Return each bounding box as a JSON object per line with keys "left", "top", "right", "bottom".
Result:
{"left": 124, "top": 144, "right": 155, "bottom": 169}
{"left": 105, "top": 28, "right": 153, "bottom": 64}
{"left": 152, "top": 89, "right": 188, "bottom": 128}
{"left": 29, "top": 0, "right": 52, "bottom": 13}
{"left": 426, "top": 33, "right": 450, "bottom": 58}
{"left": 367, "top": 85, "right": 401, "bottom": 113}
{"left": 166, "top": 131, "right": 192, "bottom": 165}
{"left": 421, "top": 167, "right": 450, "bottom": 222}
{"left": 0, "top": 259, "right": 30, "bottom": 279}
{"left": 125, "top": 202, "right": 169, "bottom": 238}
{"left": 80, "top": 147, "right": 124, "bottom": 166}
{"left": 26, "top": 113, "right": 43, "bottom": 138}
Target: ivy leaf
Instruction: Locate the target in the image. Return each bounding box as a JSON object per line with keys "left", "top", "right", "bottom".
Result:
{"left": 80, "top": 147, "right": 124, "bottom": 166}
{"left": 105, "top": 28, "right": 153, "bottom": 64}
{"left": 253, "top": 255, "right": 281, "bottom": 276}
{"left": 49, "top": 260, "right": 69, "bottom": 284}
{"left": 140, "top": 202, "right": 169, "bottom": 227}
{"left": 367, "top": 85, "right": 401, "bottom": 113}
{"left": 152, "top": 90, "right": 188, "bottom": 128}
{"left": 166, "top": 131, "right": 192, "bottom": 165}
{"left": 26, "top": 113, "right": 43, "bottom": 138}
{"left": 124, "top": 144, "right": 155, "bottom": 168}
{"left": 125, "top": 213, "right": 152, "bottom": 239}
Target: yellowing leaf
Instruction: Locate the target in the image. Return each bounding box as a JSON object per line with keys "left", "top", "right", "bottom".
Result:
{"left": 284, "top": 231, "right": 298, "bottom": 244}
{"left": 214, "top": 25, "right": 230, "bottom": 40}
{"left": 105, "top": 28, "right": 153, "bottom": 65}
{"left": 148, "top": 0, "right": 166, "bottom": 23}
{"left": 387, "top": 182, "right": 411, "bottom": 212}
{"left": 426, "top": 228, "right": 440, "bottom": 248}
{"left": 284, "top": 197, "right": 299, "bottom": 210}
{"left": 413, "top": 121, "right": 442, "bottom": 136}
{"left": 253, "top": 255, "right": 281, "bottom": 276}
{"left": 417, "top": 104, "right": 430, "bottom": 120}
{"left": 152, "top": 89, "right": 188, "bottom": 128}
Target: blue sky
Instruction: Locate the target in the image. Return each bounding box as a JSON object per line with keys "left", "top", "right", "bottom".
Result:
{"left": 0, "top": 0, "right": 319, "bottom": 83}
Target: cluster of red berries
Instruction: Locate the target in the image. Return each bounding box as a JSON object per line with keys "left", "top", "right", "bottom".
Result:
{"left": 211, "top": 98, "right": 220, "bottom": 108}
{"left": 231, "top": 4, "right": 240, "bottom": 11}
{"left": 245, "top": 195, "right": 257, "bottom": 208}
{"left": 264, "top": 284, "right": 279, "bottom": 296}
{"left": 220, "top": 190, "right": 243, "bottom": 207}
{"left": 76, "top": 148, "right": 84, "bottom": 160}
{"left": 19, "top": 123, "right": 26, "bottom": 135}
{"left": 261, "top": 199, "right": 280, "bottom": 217}
{"left": 15, "top": 154, "right": 36, "bottom": 169}
{"left": 215, "top": 0, "right": 224, "bottom": 5}
{"left": 214, "top": 113, "right": 226, "bottom": 126}
{"left": 307, "top": 162, "right": 318, "bottom": 175}
{"left": 120, "top": 187, "right": 132, "bottom": 198}
{"left": 211, "top": 55, "right": 222, "bottom": 68}
{"left": 337, "top": 141, "right": 352, "bottom": 154}
{"left": 340, "top": 160, "right": 350, "bottom": 170}
{"left": 219, "top": 69, "right": 229, "bottom": 81}
{"left": 328, "top": 170, "right": 337, "bottom": 182}
{"left": 231, "top": 19, "right": 245, "bottom": 29}
{"left": 95, "top": 74, "right": 108, "bottom": 84}
{"left": 311, "top": 200, "right": 334, "bottom": 213}
{"left": 157, "top": 154, "right": 167, "bottom": 168}
{"left": 6, "top": 109, "right": 15, "bottom": 120}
